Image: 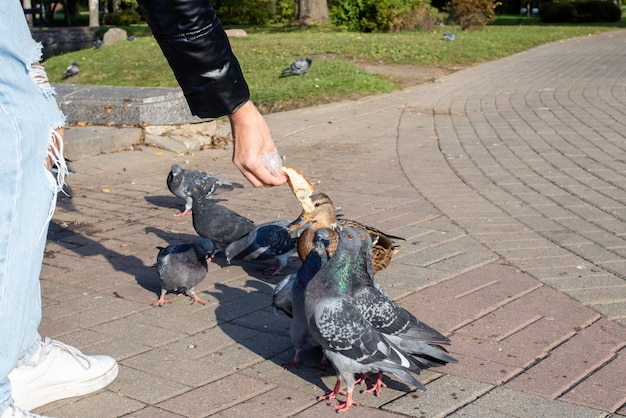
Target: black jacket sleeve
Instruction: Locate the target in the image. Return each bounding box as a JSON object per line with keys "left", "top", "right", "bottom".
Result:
{"left": 137, "top": 0, "right": 250, "bottom": 118}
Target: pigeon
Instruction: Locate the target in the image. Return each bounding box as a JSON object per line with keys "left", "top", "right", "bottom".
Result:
{"left": 167, "top": 164, "right": 243, "bottom": 216}
{"left": 291, "top": 192, "right": 403, "bottom": 273}
{"left": 189, "top": 184, "right": 256, "bottom": 251}
{"left": 224, "top": 218, "right": 311, "bottom": 277}
{"left": 153, "top": 238, "right": 216, "bottom": 306}
{"left": 442, "top": 32, "right": 456, "bottom": 41}
{"left": 62, "top": 60, "right": 79, "bottom": 79}
{"left": 281, "top": 56, "right": 312, "bottom": 76}
{"left": 303, "top": 227, "right": 427, "bottom": 411}
{"left": 127, "top": 35, "right": 137, "bottom": 41}
{"left": 93, "top": 38, "right": 103, "bottom": 49}
{"left": 348, "top": 226, "right": 457, "bottom": 395}
{"left": 272, "top": 228, "right": 331, "bottom": 367}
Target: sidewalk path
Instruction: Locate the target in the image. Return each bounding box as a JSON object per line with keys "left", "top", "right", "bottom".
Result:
{"left": 39, "top": 30, "right": 626, "bottom": 417}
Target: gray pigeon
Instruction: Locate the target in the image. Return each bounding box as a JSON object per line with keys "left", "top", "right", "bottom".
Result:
{"left": 348, "top": 226, "right": 457, "bottom": 394}
{"left": 189, "top": 184, "right": 256, "bottom": 251}
{"left": 281, "top": 56, "right": 312, "bottom": 76}
{"left": 153, "top": 238, "right": 216, "bottom": 306}
{"left": 62, "top": 60, "right": 79, "bottom": 79}
{"left": 93, "top": 38, "right": 103, "bottom": 49}
{"left": 272, "top": 228, "right": 330, "bottom": 367}
{"left": 167, "top": 164, "right": 243, "bottom": 216}
{"left": 225, "top": 217, "right": 313, "bottom": 277}
{"left": 303, "top": 227, "right": 426, "bottom": 411}
{"left": 442, "top": 32, "right": 456, "bottom": 41}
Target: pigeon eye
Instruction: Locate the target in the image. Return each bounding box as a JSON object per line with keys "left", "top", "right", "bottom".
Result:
{"left": 347, "top": 234, "right": 353, "bottom": 239}
{"left": 359, "top": 233, "right": 365, "bottom": 239}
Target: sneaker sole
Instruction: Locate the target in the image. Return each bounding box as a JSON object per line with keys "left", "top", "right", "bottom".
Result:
{"left": 16, "top": 362, "right": 119, "bottom": 411}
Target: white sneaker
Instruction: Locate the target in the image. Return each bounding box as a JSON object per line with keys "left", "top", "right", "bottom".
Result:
{"left": 0, "top": 404, "right": 49, "bottom": 418}
{"left": 8, "top": 337, "right": 118, "bottom": 411}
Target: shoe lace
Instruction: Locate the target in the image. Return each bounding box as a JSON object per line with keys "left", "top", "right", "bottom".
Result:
{"left": 23, "top": 337, "right": 90, "bottom": 370}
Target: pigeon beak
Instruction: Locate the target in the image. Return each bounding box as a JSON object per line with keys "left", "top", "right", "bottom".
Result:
{"left": 288, "top": 212, "right": 313, "bottom": 231}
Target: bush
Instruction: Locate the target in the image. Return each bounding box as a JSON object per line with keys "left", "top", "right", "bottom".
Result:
{"left": 540, "top": 0, "right": 621, "bottom": 23}
{"left": 446, "top": 0, "right": 498, "bottom": 29}
{"left": 329, "top": 0, "right": 444, "bottom": 32}
{"left": 216, "top": 0, "right": 294, "bottom": 25}
{"left": 103, "top": 8, "right": 143, "bottom": 26}
{"left": 539, "top": 2, "right": 578, "bottom": 22}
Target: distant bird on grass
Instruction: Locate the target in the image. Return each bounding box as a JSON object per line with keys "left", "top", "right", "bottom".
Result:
{"left": 153, "top": 238, "right": 217, "bottom": 306}
{"left": 281, "top": 56, "right": 312, "bottom": 76}
{"left": 93, "top": 38, "right": 103, "bottom": 49}
{"left": 167, "top": 163, "right": 243, "bottom": 216}
{"left": 127, "top": 35, "right": 137, "bottom": 41}
{"left": 62, "top": 60, "right": 79, "bottom": 79}
{"left": 442, "top": 32, "right": 456, "bottom": 41}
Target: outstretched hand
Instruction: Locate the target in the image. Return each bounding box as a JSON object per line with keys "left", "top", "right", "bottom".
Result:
{"left": 228, "top": 100, "right": 288, "bottom": 188}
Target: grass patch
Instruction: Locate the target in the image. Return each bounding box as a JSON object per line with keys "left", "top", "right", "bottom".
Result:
{"left": 44, "top": 22, "right": 623, "bottom": 113}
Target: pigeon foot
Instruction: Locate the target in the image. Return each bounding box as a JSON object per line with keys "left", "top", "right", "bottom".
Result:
{"left": 332, "top": 391, "right": 359, "bottom": 412}
{"left": 318, "top": 379, "right": 346, "bottom": 401}
{"left": 174, "top": 209, "right": 192, "bottom": 217}
{"left": 152, "top": 297, "right": 170, "bottom": 307}
{"left": 284, "top": 351, "right": 302, "bottom": 369}
{"left": 363, "top": 373, "right": 386, "bottom": 396}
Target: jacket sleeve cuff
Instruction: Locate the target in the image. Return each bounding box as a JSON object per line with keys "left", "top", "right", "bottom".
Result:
{"left": 139, "top": 1, "right": 250, "bottom": 118}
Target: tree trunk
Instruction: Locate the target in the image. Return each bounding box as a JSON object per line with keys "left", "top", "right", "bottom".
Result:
{"left": 89, "top": 0, "right": 99, "bottom": 27}
{"left": 22, "top": 0, "right": 33, "bottom": 26}
{"left": 296, "top": 0, "right": 329, "bottom": 25}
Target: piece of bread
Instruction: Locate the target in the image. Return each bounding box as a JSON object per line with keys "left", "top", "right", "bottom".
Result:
{"left": 281, "top": 166, "right": 315, "bottom": 212}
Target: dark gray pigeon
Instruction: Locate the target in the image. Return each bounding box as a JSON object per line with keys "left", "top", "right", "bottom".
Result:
{"left": 304, "top": 227, "right": 425, "bottom": 411}
{"left": 167, "top": 163, "right": 243, "bottom": 216}
{"left": 62, "top": 60, "right": 79, "bottom": 79}
{"left": 189, "top": 184, "right": 255, "bottom": 251}
{"left": 153, "top": 238, "right": 216, "bottom": 306}
{"left": 272, "top": 228, "right": 330, "bottom": 367}
{"left": 93, "top": 38, "right": 103, "bottom": 49}
{"left": 281, "top": 56, "right": 312, "bottom": 76}
{"left": 348, "top": 226, "right": 457, "bottom": 395}
{"left": 224, "top": 218, "right": 312, "bottom": 277}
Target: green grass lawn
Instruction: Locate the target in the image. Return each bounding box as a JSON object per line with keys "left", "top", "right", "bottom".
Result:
{"left": 44, "top": 19, "right": 624, "bottom": 114}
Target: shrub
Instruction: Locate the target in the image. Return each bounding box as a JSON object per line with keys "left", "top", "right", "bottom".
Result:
{"left": 539, "top": 2, "right": 578, "bottom": 22}
{"left": 540, "top": 0, "right": 621, "bottom": 23}
{"left": 329, "top": 0, "right": 444, "bottom": 32}
{"left": 103, "top": 8, "right": 143, "bottom": 25}
{"left": 446, "top": 0, "right": 499, "bottom": 30}
{"left": 216, "top": 0, "right": 294, "bottom": 25}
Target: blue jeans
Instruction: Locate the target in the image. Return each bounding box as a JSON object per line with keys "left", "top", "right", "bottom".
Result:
{"left": 0, "top": 2, "right": 66, "bottom": 412}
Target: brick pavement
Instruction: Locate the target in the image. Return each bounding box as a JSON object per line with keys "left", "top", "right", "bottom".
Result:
{"left": 37, "top": 30, "right": 625, "bottom": 417}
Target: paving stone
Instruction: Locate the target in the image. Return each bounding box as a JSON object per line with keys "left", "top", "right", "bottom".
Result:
{"left": 156, "top": 374, "right": 275, "bottom": 418}
{"left": 38, "top": 390, "right": 145, "bottom": 418}
{"left": 560, "top": 347, "right": 626, "bottom": 412}
{"left": 506, "top": 319, "right": 626, "bottom": 399}
{"left": 108, "top": 364, "right": 190, "bottom": 404}
{"left": 210, "top": 386, "right": 317, "bottom": 418}
{"left": 401, "top": 262, "right": 542, "bottom": 331}
{"left": 382, "top": 375, "right": 493, "bottom": 417}
{"left": 457, "top": 387, "right": 607, "bottom": 418}
{"left": 119, "top": 406, "right": 186, "bottom": 417}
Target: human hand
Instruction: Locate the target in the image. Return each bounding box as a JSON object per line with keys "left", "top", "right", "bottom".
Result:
{"left": 228, "top": 100, "right": 288, "bottom": 187}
